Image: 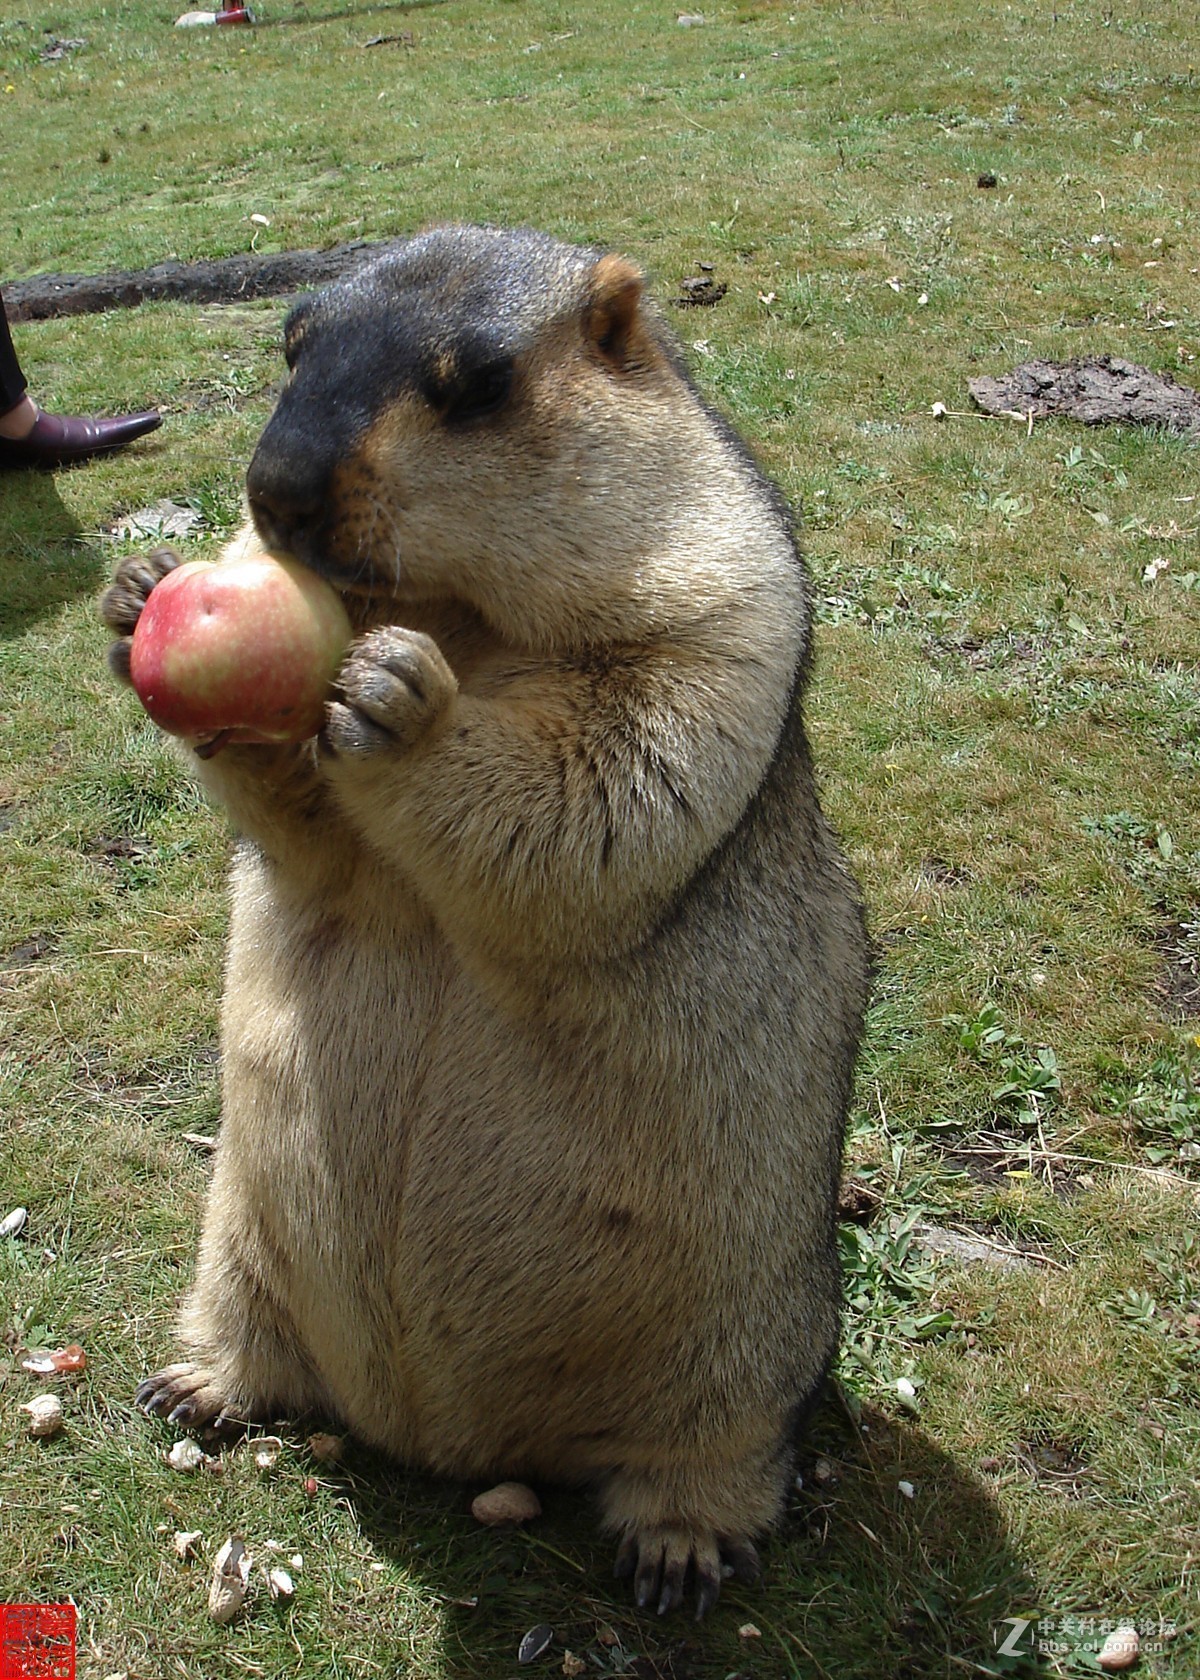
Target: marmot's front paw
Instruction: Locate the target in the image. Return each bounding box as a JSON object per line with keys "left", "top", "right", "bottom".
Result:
{"left": 322, "top": 627, "right": 457, "bottom": 758}
{"left": 134, "top": 1360, "right": 258, "bottom": 1435}
{"left": 98, "top": 547, "right": 181, "bottom": 685}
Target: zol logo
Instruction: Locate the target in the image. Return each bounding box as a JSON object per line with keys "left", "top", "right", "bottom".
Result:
{"left": 0, "top": 1605, "right": 76, "bottom": 1680}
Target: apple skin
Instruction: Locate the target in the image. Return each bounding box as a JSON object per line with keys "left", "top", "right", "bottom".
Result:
{"left": 129, "top": 553, "right": 352, "bottom": 746}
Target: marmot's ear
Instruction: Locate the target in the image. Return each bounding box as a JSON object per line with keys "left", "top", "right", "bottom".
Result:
{"left": 583, "top": 254, "right": 651, "bottom": 368}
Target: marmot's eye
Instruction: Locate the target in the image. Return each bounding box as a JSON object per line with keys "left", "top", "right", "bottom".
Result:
{"left": 442, "top": 360, "right": 514, "bottom": 425}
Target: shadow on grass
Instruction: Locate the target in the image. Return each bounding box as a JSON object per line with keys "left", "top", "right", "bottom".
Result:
{"left": 0, "top": 468, "right": 108, "bottom": 641}
{"left": 330, "top": 1395, "right": 1043, "bottom": 1680}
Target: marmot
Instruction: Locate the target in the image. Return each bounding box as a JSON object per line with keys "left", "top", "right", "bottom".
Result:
{"left": 101, "top": 225, "right": 869, "bottom": 1617}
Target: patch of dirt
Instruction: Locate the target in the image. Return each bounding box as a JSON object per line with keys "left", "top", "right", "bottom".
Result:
{"left": 1, "top": 934, "right": 56, "bottom": 972}
{"left": 671, "top": 271, "right": 727, "bottom": 308}
{"left": 837, "top": 1178, "right": 883, "bottom": 1224}
{"left": 85, "top": 833, "right": 154, "bottom": 887}
{"left": 946, "top": 1150, "right": 1013, "bottom": 1189}
{"left": 1016, "top": 1435, "right": 1090, "bottom": 1497}
{"left": 1155, "top": 922, "right": 1200, "bottom": 1022}
{"left": 969, "top": 356, "right": 1200, "bottom": 432}
{"left": 944, "top": 1149, "right": 1085, "bottom": 1201}
{"left": 925, "top": 629, "right": 1047, "bottom": 671}
{"left": 4, "top": 239, "right": 411, "bottom": 323}
{"left": 39, "top": 35, "right": 86, "bottom": 61}
{"left": 919, "top": 856, "right": 972, "bottom": 889}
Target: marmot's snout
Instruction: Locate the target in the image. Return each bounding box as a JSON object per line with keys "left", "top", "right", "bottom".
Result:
{"left": 246, "top": 416, "right": 335, "bottom": 564}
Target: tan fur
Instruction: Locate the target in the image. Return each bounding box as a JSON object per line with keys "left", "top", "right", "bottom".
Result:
{"left": 103, "top": 226, "right": 869, "bottom": 1615}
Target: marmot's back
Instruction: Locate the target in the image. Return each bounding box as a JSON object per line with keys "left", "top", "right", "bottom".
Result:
{"left": 109, "top": 225, "right": 870, "bottom": 1619}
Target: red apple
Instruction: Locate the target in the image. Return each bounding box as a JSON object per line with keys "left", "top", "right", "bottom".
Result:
{"left": 129, "top": 551, "right": 352, "bottom": 749}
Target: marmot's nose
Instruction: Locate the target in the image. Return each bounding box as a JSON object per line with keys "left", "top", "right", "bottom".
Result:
{"left": 245, "top": 439, "right": 329, "bottom": 555}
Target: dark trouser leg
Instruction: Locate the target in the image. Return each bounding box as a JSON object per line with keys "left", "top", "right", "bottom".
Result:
{"left": 0, "top": 293, "right": 30, "bottom": 416}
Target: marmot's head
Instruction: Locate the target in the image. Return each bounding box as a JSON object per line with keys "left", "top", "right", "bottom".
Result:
{"left": 246, "top": 226, "right": 703, "bottom": 651}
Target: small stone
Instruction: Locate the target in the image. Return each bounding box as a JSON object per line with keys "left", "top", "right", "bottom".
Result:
{"left": 897, "top": 1480, "right": 915, "bottom": 1499}
{"left": 23, "top": 1394, "right": 64, "bottom": 1438}
{"left": 813, "top": 1456, "right": 837, "bottom": 1484}
{"left": 738, "top": 1623, "right": 763, "bottom": 1641}
{"left": 173, "top": 1530, "right": 203, "bottom": 1560}
{"left": 209, "top": 1536, "right": 251, "bottom": 1625}
{"left": 1097, "top": 1627, "right": 1139, "bottom": 1671}
{"left": 471, "top": 1481, "right": 543, "bottom": 1527}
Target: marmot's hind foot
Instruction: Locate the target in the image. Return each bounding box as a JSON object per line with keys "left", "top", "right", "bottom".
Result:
{"left": 134, "top": 1361, "right": 260, "bottom": 1435}
{"left": 612, "top": 1523, "right": 760, "bottom": 1619}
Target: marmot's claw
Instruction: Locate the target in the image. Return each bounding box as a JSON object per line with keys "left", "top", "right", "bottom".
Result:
{"left": 135, "top": 1361, "right": 200, "bottom": 1416}
{"left": 98, "top": 546, "right": 181, "bottom": 639}
{"left": 723, "top": 1536, "right": 761, "bottom": 1585}
{"left": 321, "top": 700, "right": 394, "bottom": 759}
{"left": 614, "top": 1523, "right": 729, "bottom": 1619}
{"left": 323, "top": 627, "right": 457, "bottom": 757}
{"left": 135, "top": 1360, "right": 246, "bottom": 1433}
{"left": 107, "top": 638, "right": 133, "bottom": 685}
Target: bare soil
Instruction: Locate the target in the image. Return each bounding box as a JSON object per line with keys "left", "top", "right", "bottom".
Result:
{"left": 5, "top": 240, "right": 408, "bottom": 322}
{"left": 969, "top": 356, "right": 1200, "bottom": 432}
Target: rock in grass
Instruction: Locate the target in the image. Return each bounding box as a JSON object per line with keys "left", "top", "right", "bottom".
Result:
{"left": 1097, "top": 1627, "right": 1139, "bottom": 1672}
{"left": 471, "top": 1481, "right": 542, "bottom": 1527}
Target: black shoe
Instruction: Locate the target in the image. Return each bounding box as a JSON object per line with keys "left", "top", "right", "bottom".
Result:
{"left": 0, "top": 408, "right": 162, "bottom": 468}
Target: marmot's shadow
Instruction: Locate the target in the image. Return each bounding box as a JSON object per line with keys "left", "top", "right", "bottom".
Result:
{"left": 0, "top": 471, "right": 106, "bottom": 641}
{"left": 335, "top": 1398, "right": 1039, "bottom": 1680}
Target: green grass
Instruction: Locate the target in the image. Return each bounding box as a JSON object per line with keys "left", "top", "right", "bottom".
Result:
{"left": 3, "top": 1, "right": 1200, "bottom": 1675}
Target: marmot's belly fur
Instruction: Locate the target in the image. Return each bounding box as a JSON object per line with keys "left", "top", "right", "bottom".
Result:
{"left": 108, "top": 225, "right": 870, "bottom": 1617}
